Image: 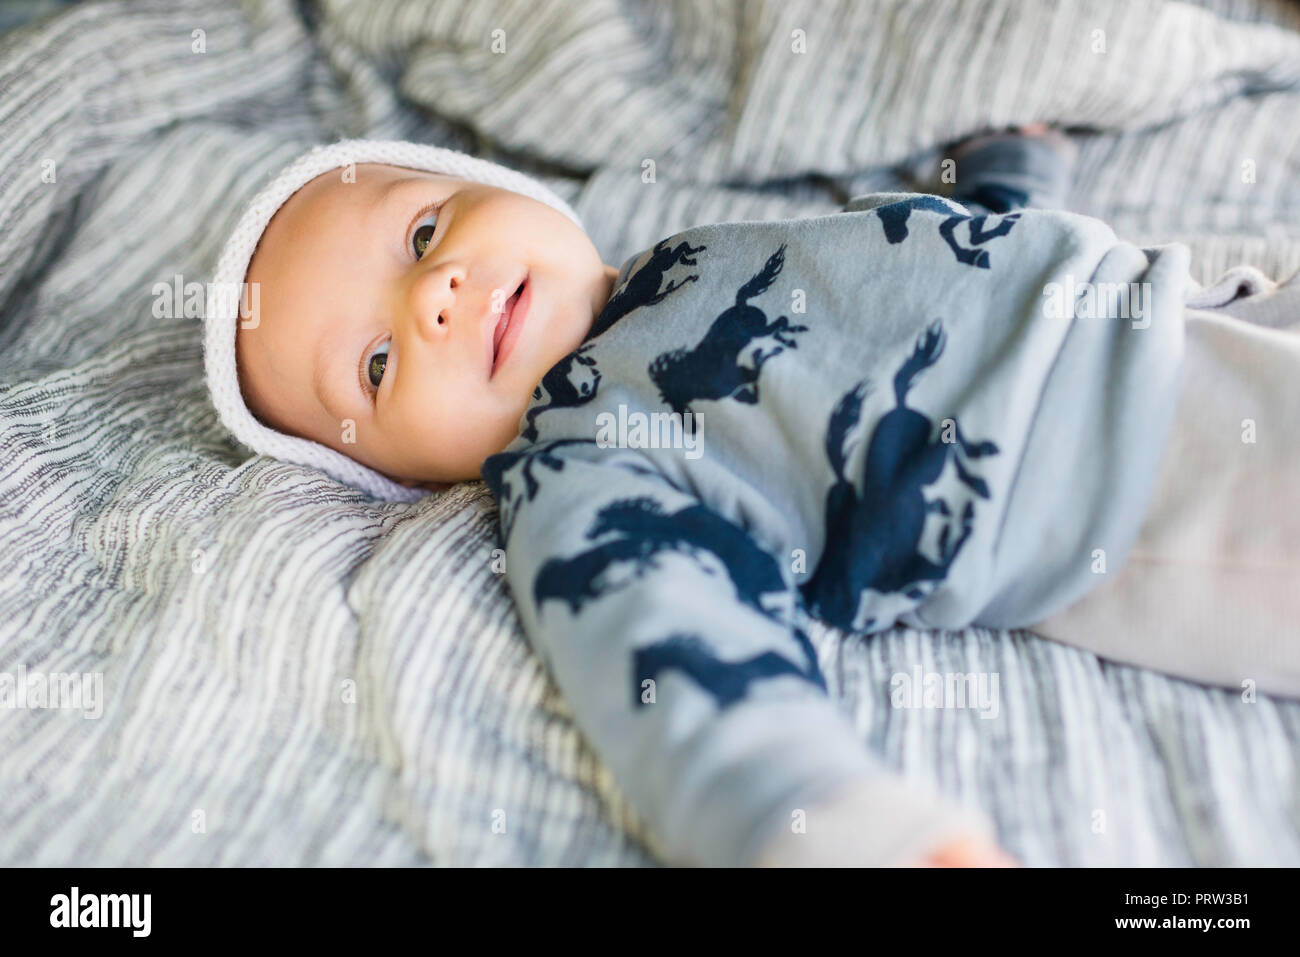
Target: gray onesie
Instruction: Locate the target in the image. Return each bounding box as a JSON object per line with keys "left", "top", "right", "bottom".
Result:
{"left": 481, "top": 191, "right": 1191, "bottom": 866}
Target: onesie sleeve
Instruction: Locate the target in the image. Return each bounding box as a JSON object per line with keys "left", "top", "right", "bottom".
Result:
{"left": 481, "top": 439, "right": 997, "bottom": 867}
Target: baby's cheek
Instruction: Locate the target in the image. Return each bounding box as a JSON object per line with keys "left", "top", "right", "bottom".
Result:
{"left": 406, "top": 410, "right": 484, "bottom": 482}
{"left": 399, "top": 380, "right": 514, "bottom": 480}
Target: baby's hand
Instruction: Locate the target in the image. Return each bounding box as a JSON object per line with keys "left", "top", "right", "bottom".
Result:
{"left": 913, "top": 833, "right": 1020, "bottom": 867}
{"left": 751, "top": 776, "right": 1018, "bottom": 868}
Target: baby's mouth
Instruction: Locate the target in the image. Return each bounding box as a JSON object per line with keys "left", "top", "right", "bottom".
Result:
{"left": 492, "top": 281, "right": 525, "bottom": 359}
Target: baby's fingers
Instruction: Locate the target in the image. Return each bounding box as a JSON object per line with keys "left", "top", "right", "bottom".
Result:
{"left": 915, "top": 834, "right": 1021, "bottom": 867}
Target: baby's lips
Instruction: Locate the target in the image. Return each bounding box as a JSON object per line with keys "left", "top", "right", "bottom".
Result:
{"left": 493, "top": 291, "right": 518, "bottom": 352}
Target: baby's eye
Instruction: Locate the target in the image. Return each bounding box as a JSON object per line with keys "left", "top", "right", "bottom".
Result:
{"left": 411, "top": 210, "right": 439, "bottom": 260}
{"left": 366, "top": 340, "right": 389, "bottom": 391}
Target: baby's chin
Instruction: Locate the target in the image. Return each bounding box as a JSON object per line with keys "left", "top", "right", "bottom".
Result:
{"left": 380, "top": 458, "right": 483, "bottom": 491}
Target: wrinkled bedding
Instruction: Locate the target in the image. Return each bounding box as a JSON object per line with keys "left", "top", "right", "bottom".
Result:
{"left": 1, "top": 0, "right": 1299, "bottom": 865}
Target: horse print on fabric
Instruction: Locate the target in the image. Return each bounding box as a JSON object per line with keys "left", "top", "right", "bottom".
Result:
{"left": 799, "top": 318, "right": 1000, "bottom": 632}
{"left": 520, "top": 343, "right": 602, "bottom": 442}
{"left": 874, "top": 196, "right": 1020, "bottom": 269}
{"left": 876, "top": 195, "right": 966, "bottom": 243}
{"left": 585, "top": 238, "right": 707, "bottom": 342}
{"left": 648, "top": 243, "right": 808, "bottom": 415}
{"left": 532, "top": 495, "right": 792, "bottom": 619}
{"left": 632, "top": 625, "right": 825, "bottom": 711}
{"left": 481, "top": 438, "right": 598, "bottom": 544}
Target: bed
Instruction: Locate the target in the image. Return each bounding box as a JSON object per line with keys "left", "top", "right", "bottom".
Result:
{"left": 2, "top": 0, "right": 1299, "bottom": 865}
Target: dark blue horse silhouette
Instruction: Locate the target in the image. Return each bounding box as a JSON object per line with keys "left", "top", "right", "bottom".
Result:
{"left": 520, "top": 343, "right": 601, "bottom": 442}
{"left": 874, "top": 196, "right": 1020, "bottom": 269}
{"left": 586, "top": 238, "right": 707, "bottom": 342}
{"left": 876, "top": 195, "right": 965, "bottom": 243}
{"left": 648, "top": 244, "right": 807, "bottom": 415}
{"left": 533, "top": 495, "right": 789, "bottom": 618}
{"left": 939, "top": 214, "right": 1021, "bottom": 268}
{"left": 799, "top": 318, "right": 1000, "bottom": 632}
{"left": 481, "top": 438, "right": 598, "bottom": 544}
{"left": 633, "top": 626, "right": 825, "bottom": 710}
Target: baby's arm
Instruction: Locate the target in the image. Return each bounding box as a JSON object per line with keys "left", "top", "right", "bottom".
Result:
{"left": 842, "top": 128, "right": 1075, "bottom": 222}
{"left": 482, "top": 441, "right": 1009, "bottom": 866}
{"left": 946, "top": 125, "right": 1078, "bottom": 213}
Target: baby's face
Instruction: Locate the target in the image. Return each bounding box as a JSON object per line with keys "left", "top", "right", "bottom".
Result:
{"left": 238, "top": 162, "right": 616, "bottom": 489}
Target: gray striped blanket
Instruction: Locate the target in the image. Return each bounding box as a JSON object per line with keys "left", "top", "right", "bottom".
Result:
{"left": 2, "top": 0, "right": 1299, "bottom": 866}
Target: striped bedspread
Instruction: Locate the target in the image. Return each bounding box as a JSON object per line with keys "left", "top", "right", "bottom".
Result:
{"left": 1, "top": 0, "right": 1299, "bottom": 865}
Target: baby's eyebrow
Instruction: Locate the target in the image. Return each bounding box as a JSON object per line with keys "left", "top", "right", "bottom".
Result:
{"left": 379, "top": 173, "right": 412, "bottom": 210}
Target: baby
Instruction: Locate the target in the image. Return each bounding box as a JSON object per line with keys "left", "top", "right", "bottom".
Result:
{"left": 205, "top": 133, "right": 1300, "bottom": 868}
{"left": 232, "top": 152, "right": 617, "bottom": 492}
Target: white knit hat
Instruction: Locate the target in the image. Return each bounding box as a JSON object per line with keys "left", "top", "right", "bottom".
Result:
{"left": 203, "top": 138, "right": 584, "bottom": 503}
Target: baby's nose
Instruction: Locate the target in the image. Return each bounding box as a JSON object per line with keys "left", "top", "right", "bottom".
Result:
{"left": 416, "top": 307, "right": 449, "bottom": 339}
{"left": 408, "top": 267, "right": 461, "bottom": 340}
